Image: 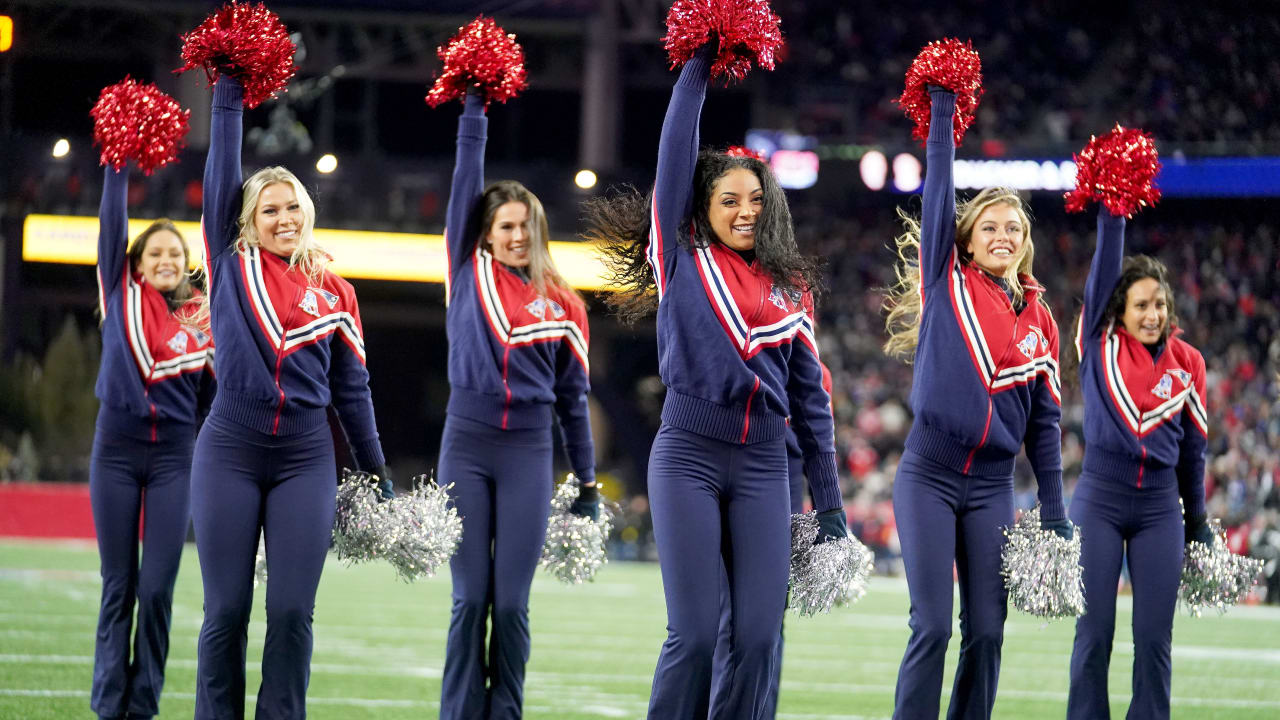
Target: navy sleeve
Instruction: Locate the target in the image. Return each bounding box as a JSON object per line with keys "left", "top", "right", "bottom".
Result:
{"left": 444, "top": 93, "right": 488, "bottom": 297}
{"left": 196, "top": 361, "right": 217, "bottom": 426}
{"left": 1024, "top": 317, "right": 1066, "bottom": 521}
{"left": 97, "top": 165, "right": 130, "bottom": 318}
{"left": 203, "top": 77, "right": 245, "bottom": 271}
{"left": 328, "top": 294, "right": 385, "bottom": 470}
{"left": 1177, "top": 353, "right": 1209, "bottom": 521}
{"left": 648, "top": 52, "right": 710, "bottom": 297}
{"left": 787, "top": 338, "right": 841, "bottom": 513}
{"left": 919, "top": 90, "right": 958, "bottom": 297}
{"left": 553, "top": 336, "right": 595, "bottom": 484}
{"left": 1082, "top": 208, "right": 1127, "bottom": 343}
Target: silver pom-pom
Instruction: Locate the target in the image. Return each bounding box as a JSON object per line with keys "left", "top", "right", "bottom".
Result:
{"left": 332, "top": 469, "right": 392, "bottom": 564}
{"left": 1000, "top": 505, "right": 1085, "bottom": 619}
{"left": 1180, "top": 519, "right": 1263, "bottom": 616}
{"left": 254, "top": 532, "right": 268, "bottom": 588}
{"left": 540, "top": 474, "right": 613, "bottom": 584}
{"left": 379, "top": 475, "right": 464, "bottom": 582}
{"left": 788, "top": 512, "right": 875, "bottom": 617}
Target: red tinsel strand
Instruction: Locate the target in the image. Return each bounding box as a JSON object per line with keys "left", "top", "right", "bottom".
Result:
{"left": 662, "top": 0, "right": 784, "bottom": 85}
{"left": 1064, "top": 125, "right": 1162, "bottom": 218}
{"left": 425, "top": 16, "right": 528, "bottom": 108}
{"left": 897, "top": 38, "right": 983, "bottom": 147}
{"left": 90, "top": 77, "right": 191, "bottom": 175}
{"left": 178, "top": 1, "right": 297, "bottom": 109}
{"left": 726, "top": 145, "right": 764, "bottom": 160}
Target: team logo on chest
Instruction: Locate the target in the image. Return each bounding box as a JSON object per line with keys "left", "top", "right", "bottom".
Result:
{"left": 1151, "top": 373, "right": 1173, "bottom": 400}
{"left": 1168, "top": 368, "right": 1191, "bottom": 387}
{"left": 768, "top": 285, "right": 802, "bottom": 312}
{"left": 187, "top": 327, "right": 210, "bottom": 346}
{"left": 166, "top": 330, "right": 189, "bottom": 355}
{"left": 524, "top": 296, "right": 566, "bottom": 321}
{"left": 1016, "top": 325, "right": 1048, "bottom": 359}
{"left": 299, "top": 290, "right": 321, "bottom": 318}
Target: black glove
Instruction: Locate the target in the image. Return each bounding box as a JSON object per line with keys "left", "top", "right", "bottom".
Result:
{"left": 1185, "top": 514, "right": 1214, "bottom": 545}
{"left": 815, "top": 508, "right": 848, "bottom": 544}
{"left": 373, "top": 465, "right": 394, "bottom": 501}
{"left": 569, "top": 482, "right": 600, "bottom": 522}
{"left": 1041, "top": 517, "right": 1074, "bottom": 541}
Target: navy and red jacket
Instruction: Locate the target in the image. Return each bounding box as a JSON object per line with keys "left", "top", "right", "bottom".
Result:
{"left": 202, "top": 77, "right": 384, "bottom": 470}
{"left": 443, "top": 93, "right": 595, "bottom": 483}
{"left": 1074, "top": 209, "right": 1208, "bottom": 519}
{"left": 906, "top": 90, "right": 1066, "bottom": 520}
{"left": 95, "top": 165, "right": 214, "bottom": 444}
{"left": 648, "top": 55, "right": 840, "bottom": 513}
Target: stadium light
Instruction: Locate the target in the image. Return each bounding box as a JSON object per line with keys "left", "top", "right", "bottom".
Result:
{"left": 316, "top": 153, "right": 337, "bottom": 174}
{"left": 52, "top": 139, "right": 70, "bottom": 159}
{"left": 859, "top": 150, "right": 888, "bottom": 191}
{"left": 575, "top": 169, "right": 598, "bottom": 190}
{"left": 0, "top": 16, "right": 12, "bottom": 53}
{"left": 892, "top": 153, "right": 923, "bottom": 193}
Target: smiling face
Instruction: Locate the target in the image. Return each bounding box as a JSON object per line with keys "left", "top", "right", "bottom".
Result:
{"left": 253, "top": 182, "right": 304, "bottom": 258}
{"left": 486, "top": 201, "right": 532, "bottom": 268}
{"left": 136, "top": 230, "right": 186, "bottom": 292}
{"left": 1121, "top": 277, "right": 1169, "bottom": 345}
{"left": 966, "top": 202, "right": 1026, "bottom": 276}
{"left": 707, "top": 167, "right": 763, "bottom": 252}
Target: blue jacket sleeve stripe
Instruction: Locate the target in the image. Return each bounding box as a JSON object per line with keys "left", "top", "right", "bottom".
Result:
{"left": 124, "top": 279, "right": 154, "bottom": 376}
{"left": 97, "top": 166, "right": 129, "bottom": 319}
{"left": 694, "top": 248, "right": 749, "bottom": 348}
{"left": 244, "top": 248, "right": 285, "bottom": 345}
{"left": 1102, "top": 333, "right": 1145, "bottom": 432}
{"left": 476, "top": 252, "right": 514, "bottom": 339}
{"left": 949, "top": 264, "right": 997, "bottom": 383}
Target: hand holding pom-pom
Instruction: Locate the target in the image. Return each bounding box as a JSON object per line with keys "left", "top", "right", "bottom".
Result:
{"left": 788, "top": 511, "right": 874, "bottom": 616}
{"left": 91, "top": 77, "right": 190, "bottom": 174}
{"left": 897, "top": 38, "right": 983, "bottom": 147}
{"left": 426, "top": 16, "right": 528, "bottom": 108}
{"left": 1064, "top": 125, "right": 1162, "bottom": 218}
{"left": 1180, "top": 518, "right": 1263, "bottom": 616}
{"left": 1001, "top": 506, "right": 1085, "bottom": 619}
{"left": 541, "top": 475, "right": 614, "bottom": 585}
{"left": 662, "top": 0, "right": 784, "bottom": 85}
{"left": 178, "top": 1, "right": 297, "bottom": 109}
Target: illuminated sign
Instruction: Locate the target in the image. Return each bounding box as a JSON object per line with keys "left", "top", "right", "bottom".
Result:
{"left": 0, "top": 16, "right": 12, "bottom": 53}
{"left": 770, "top": 150, "right": 819, "bottom": 190}
{"left": 22, "top": 214, "right": 612, "bottom": 291}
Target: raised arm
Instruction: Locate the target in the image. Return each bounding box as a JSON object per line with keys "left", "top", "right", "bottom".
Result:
{"left": 1081, "top": 208, "right": 1127, "bottom": 342}
{"left": 96, "top": 165, "right": 130, "bottom": 317}
{"left": 648, "top": 51, "right": 710, "bottom": 297}
{"left": 444, "top": 92, "right": 488, "bottom": 296}
{"left": 202, "top": 76, "right": 245, "bottom": 268}
{"left": 918, "top": 88, "right": 958, "bottom": 295}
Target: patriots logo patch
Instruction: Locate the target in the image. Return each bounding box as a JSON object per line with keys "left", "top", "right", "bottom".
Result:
{"left": 167, "top": 331, "right": 189, "bottom": 355}
{"left": 299, "top": 290, "right": 321, "bottom": 318}
{"left": 545, "top": 298, "right": 566, "bottom": 319}
{"left": 186, "top": 327, "right": 210, "bottom": 346}
{"left": 1017, "top": 330, "right": 1040, "bottom": 359}
{"left": 312, "top": 287, "right": 339, "bottom": 309}
{"left": 768, "top": 286, "right": 790, "bottom": 311}
{"left": 1168, "top": 369, "right": 1191, "bottom": 387}
{"left": 525, "top": 297, "right": 547, "bottom": 320}
{"left": 1151, "top": 374, "right": 1173, "bottom": 400}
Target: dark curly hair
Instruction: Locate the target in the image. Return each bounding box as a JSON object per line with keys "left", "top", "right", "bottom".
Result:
{"left": 1103, "top": 253, "right": 1179, "bottom": 343}
{"left": 587, "top": 149, "right": 825, "bottom": 323}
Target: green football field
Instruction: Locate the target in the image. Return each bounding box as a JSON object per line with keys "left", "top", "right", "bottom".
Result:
{"left": 1, "top": 540, "right": 1277, "bottom": 719}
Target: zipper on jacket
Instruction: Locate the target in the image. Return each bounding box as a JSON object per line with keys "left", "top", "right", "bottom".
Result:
{"left": 500, "top": 344, "right": 513, "bottom": 430}
{"left": 271, "top": 289, "right": 301, "bottom": 435}
{"left": 1137, "top": 445, "right": 1147, "bottom": 488}
{"left": 963, "top": 396, "right": 994, "bottom": 474}
{"left": 740, "top": 376, "right": 760, "bottom": 444}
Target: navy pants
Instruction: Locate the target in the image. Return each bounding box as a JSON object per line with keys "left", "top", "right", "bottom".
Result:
{"left": 190, "top": 415, "right": 336, "bottom": 720}
{"left": 892, "top": 450, "right": 1013, "bottom": 720}
{"left": 1067, "top": 478, "right": 1183, "bottom": 720}
{"left": 647, "top": 424, "right": 790, "bottom": 720}
{"left": 439, "top": 415, "right": 553, "bottom": 720}
{"left": 89, "top": 428, "right": 194, "bottom": 720}
{"left": 710, "top": 450, "right": 804, "bottom": 718}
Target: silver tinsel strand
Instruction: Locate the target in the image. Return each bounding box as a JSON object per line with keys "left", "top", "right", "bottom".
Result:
{"left": 1180, "top": 518, "right": 1263, "bottom": 616}
{"left": 1000, "top": 505, "right": 1085, "bottom": 619}
{"left": 254, "top": 532, "right": 268, "bottom": 588}
{"left": 788, "top": 511, "right": 875, "bottom": 617}
{"left": 331, "top": 469, "right": 463, "bottom": 582}
{"left": 331, "top": 470, "right": 392, "bottom": 564}
{"left": 540, "top": 474, "right": 613, "bottom": 584}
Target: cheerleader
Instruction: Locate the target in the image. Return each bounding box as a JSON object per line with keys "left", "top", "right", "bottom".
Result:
{"left": 1066, "top": 210, "right": 1210, "bottom": 720}
{"left": 437, "top": 90, "right": 596, "bottom": 720}
{"left": 90, "top": 164, "right": 213, "bottom": 720}
{"left": 190, "top": 75, "right": 390, "bottom": 719}
{"left": 881, "top": 87, "right": 1069, "bottom": 720}
{"left": 585, "top": 47, "right": 845, "bottom": 720}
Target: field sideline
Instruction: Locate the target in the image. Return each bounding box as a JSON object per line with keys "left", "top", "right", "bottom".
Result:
{"left": 1, "top": 540, "right": 1277, "bottom": 719}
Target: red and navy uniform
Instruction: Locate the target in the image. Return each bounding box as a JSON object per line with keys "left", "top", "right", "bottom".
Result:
{"left": 190, "top": 76, "right": 386, "bottom": 720}
{"left": 90, "top": 165, "right": 213, "bottom": 720}
{"left": 891, "top": 89, "right": 1066, "bottom": 720}
{"left": 1067, "top": 209, "right": 1208, "bottom": 720}
{"left": 644, "top": 55, "right": 838, "bottom": 720}
{"left": 438, "top": 92, "right": 595, "bottom": 720}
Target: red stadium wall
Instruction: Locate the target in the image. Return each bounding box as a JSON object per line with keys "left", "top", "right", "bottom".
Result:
{"left": 0, "top": 484, "right": 97, "bottom": 539}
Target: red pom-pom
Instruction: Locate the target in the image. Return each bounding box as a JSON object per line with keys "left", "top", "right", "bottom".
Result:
{"left": 897, "top": 39, "right": 983, "bottom": 147}
{"left": 178, "top": 1, "right": 297, "bottom": 109}
{"left": 725, "top": 145, "right": 764, "bottom": 161}
{"left": 90, "top": 77, "right": 190, "bottom": 175}
{"left": 1064, "top": 125, "right": 1162, "bottom": 218}
{"left": 662, "top": 0, "right": 784, "bottom": 84}
{"left": 426, "top": 16, "right": 528, "bottom": 108}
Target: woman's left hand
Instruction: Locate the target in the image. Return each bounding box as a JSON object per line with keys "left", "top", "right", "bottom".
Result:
{"left": 815, "top": 507, "right": 849, "bottom": 544}
{"left": 569, "top": 482, "right": 600, "bottom": 522}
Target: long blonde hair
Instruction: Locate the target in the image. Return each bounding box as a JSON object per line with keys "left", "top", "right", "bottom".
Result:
{"left": 475, "top": 180, "right": 576, "bottom": 300}
{"left": 883, "top": 187, "right": 1036, "bottom": 361}
{"left": 236, "top": 166, "right": 328, "bottom": 283}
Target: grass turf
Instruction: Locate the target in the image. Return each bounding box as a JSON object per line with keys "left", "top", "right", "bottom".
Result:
{"left": 1, "top": 540, "right": 1277, "bottom": 719}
